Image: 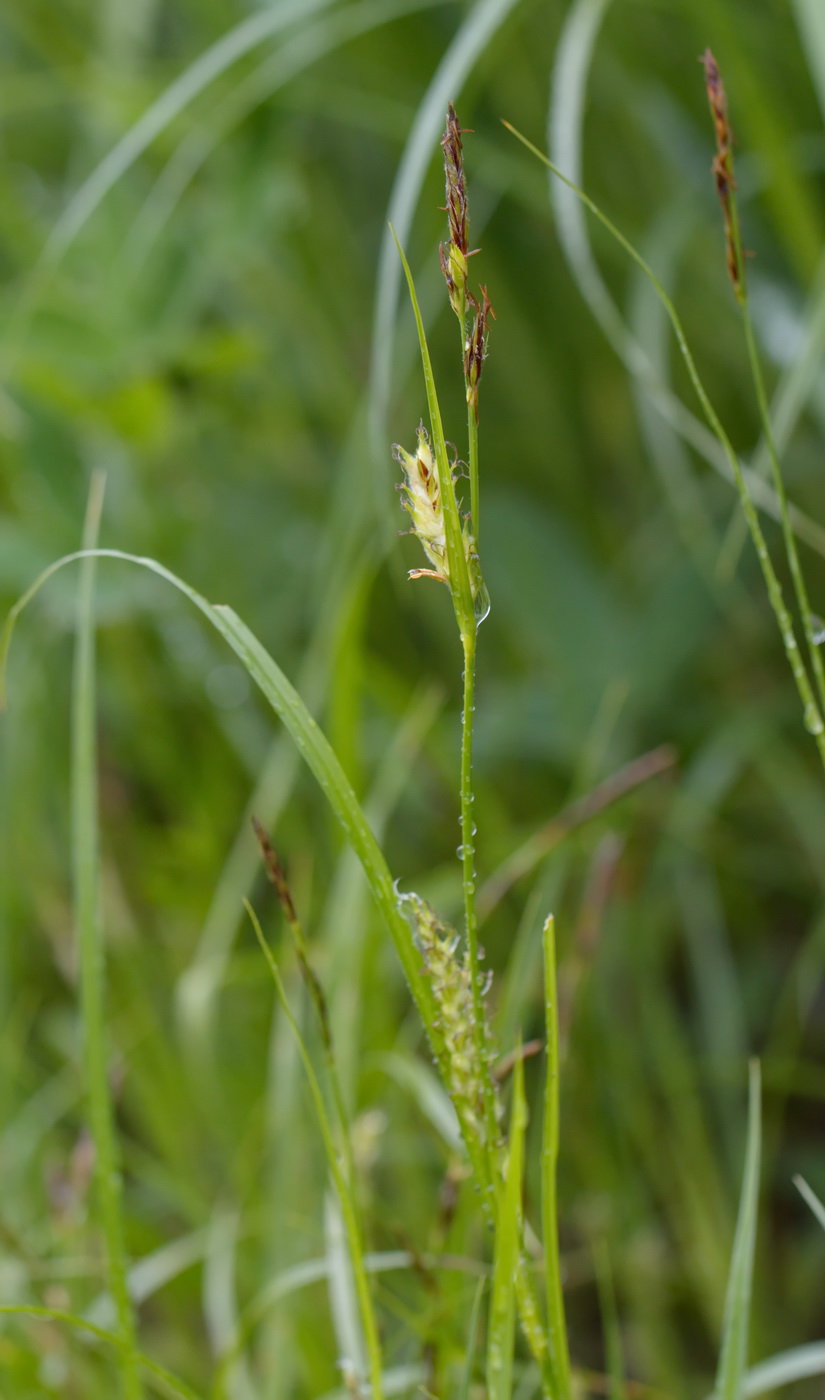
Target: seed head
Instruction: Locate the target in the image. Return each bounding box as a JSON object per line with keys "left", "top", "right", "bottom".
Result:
{"left": 702, "top": 48, "right": 744, "bottom": 299}
{"left": 441, "top": 102, "right": 469, "bottom": 256}
{"left": 440, "top": 103, "right": 472, "bottom": 317}
{"left": 400, "top": 891, "right": 499, "bottom": 1145}
{"left": 464, "top": 286, "right": 495, "bottom": 421}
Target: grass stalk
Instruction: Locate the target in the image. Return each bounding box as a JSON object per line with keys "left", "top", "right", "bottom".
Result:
{"left": 504, "top": 121, "right": 825, "bottom": 773}
{"left": 738, "top": 297, "right": 825, "bottom": 718}
{"left": 467, "top": 400, "right": 480, "bottom": 545}
{"left": 0, "top": 1305, "right": 200, "bottom": 1400}
{"left": 706, "top": 50, "right": 825, "bottom": 727}
{"left": 541, "top": 915, "right": 572, "bottom": 1400}
{"left": 72, "top": 473, "right": 143, "bottom": 1400}
{"left": 460, "top": 626, "right": 500, "bottom": 1157}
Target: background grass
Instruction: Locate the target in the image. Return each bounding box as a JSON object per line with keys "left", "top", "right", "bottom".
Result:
{"left": 2, "top": 0, "right": 825, "bottom": 1395}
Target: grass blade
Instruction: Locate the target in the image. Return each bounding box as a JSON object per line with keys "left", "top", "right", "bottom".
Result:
{"left": 541, "top": 915, "right": 572, "bottom": 1400}
{"left": 487, "top": 1047, "right": 527, "bottom": 1400}
{"left": 503, "top": 121, "right": 825, "bottom": 773}
{"left": 793, "top": 1174, "right": 825, "bottom": 1232}
{"left": 369, "top": 0, "right": 524, "bottom": 463}
{"left": 390, "top": 226, "right": 475, "bottom": 635}
{"left": 72, "top": 477, "right": 143, "bottom": 1400}
{"left": 715, "top": 1061, "right": 761, "bottom": 1400}
{"left": 1, "top": 547, "right": 437, "bottom": 1042}
{"left": 548, "top": 0, "right": 825, "bottom": 562}
{"left": 0, "top": 1305, "right": 201, "bottom": 1399}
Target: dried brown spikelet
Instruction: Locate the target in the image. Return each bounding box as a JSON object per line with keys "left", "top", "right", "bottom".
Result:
{"left": 702, "top": 48, "right": 744, "bottom": 299}
{"left": 464, "top": 286, "right": 496, "bottom": 421}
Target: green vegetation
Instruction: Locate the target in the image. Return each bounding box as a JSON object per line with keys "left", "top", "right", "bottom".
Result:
{"left": 3, "top": 1, "right": 825, "bottom": 1396}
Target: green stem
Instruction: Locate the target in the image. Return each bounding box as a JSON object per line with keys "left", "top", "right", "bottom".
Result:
{"left": 72, "top": 476, "right": 143, "bottom": 1400}
{"left": 460, "top": 628, "right": 500, "bottom": 1164}
{"left": 456, "top": 287, "right": 480, "bottom": 544}
{"left": 725, "top": 174, "right": 825, "bottom": 724}
{"left": 542, "top": 915, "right": 572, "bottom": 1400}
{"left": 468, "top": 402, "right": 480, "bottom": 546}
{"left": 503, "top": 125, "right": 825, "bottom": 773}
{"left": 739, "top": 295, "right": 825, "bottom": 719}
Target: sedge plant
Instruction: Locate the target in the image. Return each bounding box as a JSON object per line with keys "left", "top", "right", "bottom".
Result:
{"left": 4, "top": 61, "right": 824, "bottom": 1400}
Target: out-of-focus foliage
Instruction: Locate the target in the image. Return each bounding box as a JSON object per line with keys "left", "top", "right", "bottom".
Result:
{"left": 2, "top": 0, "right": 825, "bottom": 1395}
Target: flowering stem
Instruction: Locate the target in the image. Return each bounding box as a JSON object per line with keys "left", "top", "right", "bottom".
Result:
{"left": 738, "top": 288, "right": 825, "bottom": 720}
{"left": 504, "top": 122, "right": 825, "bottom": 774}
{"left": 457, "top": 288, "right": 481, "bottom": 544}
{"left": 468, "top": 396, "right": 480, "bottom": 545}
{"left": 461, "top": 626, "right": 499, "bottom": 1159}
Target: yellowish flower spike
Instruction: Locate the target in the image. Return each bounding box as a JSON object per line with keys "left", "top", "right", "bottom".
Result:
{"left": 393, "top": 426, "right": 478, "bottom": 591}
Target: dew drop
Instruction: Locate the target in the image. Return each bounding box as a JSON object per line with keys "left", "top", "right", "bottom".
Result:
{"left": 474, "top": 581, "right": 491, "bottom": 626}
{"left": 813, "top": 614, "right": 825, "bottom": 646}
{"left": 804, "top": 702, "right": 824, "bottom": 736}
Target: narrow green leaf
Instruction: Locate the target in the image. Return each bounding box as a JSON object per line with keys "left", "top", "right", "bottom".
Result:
{"left": 715, "top": 1061, "right": 761, "bottom": 1400}
{"left": 794, "top": 1174, "right": 825, "bottom": 1232}
{"left": 487, "top": 1047, "right": 527, "bottom": 1400}
{"left": 71, "top": 481, "right": 143, "bottom": 1400}
{"left": 458, "top": 1276, "right": 487, "bottom": 1400}
{"left": 594, "top": 1241, "right": 624, "bottom": 1400}
{"left": 0, "top": 1305, "right": 202, "bottom": 1400}
{"left": 541, "top": 914, "right": 572, "bottom": 1400}
{"left": 1, "top": 548, "right": 438, "bottom": 1051}
{"left": 503, "top": 121, "right": 825, "bottom": 774}
{"left": 390, "top": 226, "right": 475, "bottom": 638}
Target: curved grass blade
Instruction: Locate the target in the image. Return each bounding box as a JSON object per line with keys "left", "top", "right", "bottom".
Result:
{"left": 548, "top": 0, "right": 825, "bottom": 562}
{"left": 21, "top": 0, "right": 336, "bottom": 274}
{"left": 794, "top": 1174, "right": 825, "bottom": 1232}
{"left": 72, "top": 477, "right": 143, "bottom": 1400}
{"left": 1, "top": 549, "right": 437, "bottom": 1042}
{"left": 503, "top": 121, "right": 825, "bottom": 770}
{"left": 705, "top": 1342, "right": 825, "bottom": 1399}
{"left": 0, "top": 1305, "right": 202, "bottom": 1400}
{"left": 123, "top": 0, "right": 443, "bottom": 276}
{"left": 391, "top": 227, "right": 475, "bottom": 636}
{"left": 3, "top": 0, "right": 338, "bottom": 362}
{"left": 715, "top": 1062, "right": 761, "bottom": 1400}
{"left": 369, "top": 0, "right": 523, "bottom": 465}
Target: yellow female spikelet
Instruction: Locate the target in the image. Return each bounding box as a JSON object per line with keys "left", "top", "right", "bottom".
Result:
{"left": 399, "top": 890, "right": 499, "bottom": 1145}
{"left": 393, "top": 425, "right": 477, "bottom": 590}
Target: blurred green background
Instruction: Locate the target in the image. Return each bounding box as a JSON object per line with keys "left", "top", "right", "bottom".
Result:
{"left": 3, "top": 0, "right": 825, "bottom": 1394}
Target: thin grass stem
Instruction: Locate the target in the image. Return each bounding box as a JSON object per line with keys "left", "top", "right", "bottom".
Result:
{"left": 739, "top": 296, "right": 825, "bottom": 718}
{"left": 72, "top": 473, "right": 143, "bottom": 1400}
{"left": 0, "top": 1305, "right": 201, "bottom": 1400}
{"left": 503, "top": 121, "right": 825, "bottom": 771}
{"left": 541, "top": 915, "right": 572, "bottom": 1400}
{"left": 460, "top": 629, "right": 500, "bottom": 1160}
{"left": 467, "top": 401, "right": 480, "bottom": 545}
